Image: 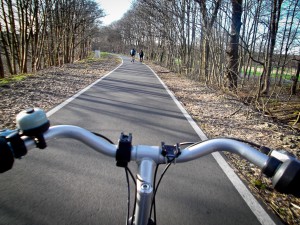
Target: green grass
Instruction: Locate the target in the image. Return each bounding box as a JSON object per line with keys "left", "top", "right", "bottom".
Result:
{"left": 174, "top": 58, "right": 181, "bottom": 65}
{"left": 242, "top": 69, "right": 299, "bottom": 81}
{"left": 100, "top": 52, "right": 109, "bottom": 57}
{"left": 252, "top": 179, "right": 267, "bottom": 190}
{"left": 78, "top": 51, "right": 110, "bottom": 63}
{"left": 0, "top": 74, "right": 33, "bottom": 86}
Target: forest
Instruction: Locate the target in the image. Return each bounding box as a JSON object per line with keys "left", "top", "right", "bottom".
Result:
{"left": 0, "top": 0, "right": 104, "bottom": 75}
{"left": 0, "top": 0, "right": 300, "bottom": 128}
{"left": 0, "top": 1, "right": 300, "bottom": 224}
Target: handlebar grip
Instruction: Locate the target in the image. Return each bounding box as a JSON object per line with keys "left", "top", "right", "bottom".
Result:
{"left": 272, "top": 159, "right": 300, "bottom": 198}
{"left": 0, "top": 137, "right": 14, "bottom": 173}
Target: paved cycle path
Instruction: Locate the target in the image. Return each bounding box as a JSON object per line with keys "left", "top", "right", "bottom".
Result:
{"left": 0, "top": 56, "right": 281, "bottom": 225}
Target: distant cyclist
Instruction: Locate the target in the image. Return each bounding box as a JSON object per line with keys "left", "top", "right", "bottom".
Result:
{"left": 139, "top": 50, "right": 144, "bottom": 62}
{"left": 130, "top": 48, "right": 136, "bottom": 63}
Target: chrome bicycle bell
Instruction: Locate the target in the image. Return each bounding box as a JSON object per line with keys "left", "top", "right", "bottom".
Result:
{"left": 16, "top": 108, "right": 50, "bottom": 149}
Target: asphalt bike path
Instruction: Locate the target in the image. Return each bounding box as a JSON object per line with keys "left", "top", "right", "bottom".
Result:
{"left": 0, "top": 56, "right": 281, "bottom": 225}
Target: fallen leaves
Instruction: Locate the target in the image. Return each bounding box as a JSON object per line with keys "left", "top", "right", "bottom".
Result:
{"left": 150, "top": 63, "right": 300, "bottom": 225}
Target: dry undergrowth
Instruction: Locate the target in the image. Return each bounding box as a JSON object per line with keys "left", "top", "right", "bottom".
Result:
{"left": 149, "top": 62, "right": 300, "bottom": 225}
{"left": 0, "top": 55, "right": 120, "bottom": 129}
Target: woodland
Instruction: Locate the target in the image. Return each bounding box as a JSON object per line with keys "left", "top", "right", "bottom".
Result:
{"left": 0, "top": 1, "right": 300, "bottom": 224}
{"left": 98, "top": 0, "right": 300, "bottom": 130}
{"left": 0, "top": 0, "right": 299, "bottom": 129}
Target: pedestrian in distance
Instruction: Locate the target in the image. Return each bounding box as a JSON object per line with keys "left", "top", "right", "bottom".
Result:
{"left": 130, "top": 48, "right": 136, "bottom": 63}
{"left": 139, "top": 50, "right": 144, "bottom": 63}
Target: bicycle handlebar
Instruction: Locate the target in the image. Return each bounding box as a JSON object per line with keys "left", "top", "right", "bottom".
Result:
{"left": 20, "top": 125, "right": 269, "bottom": 166}
{"left": 0, "top": 108, "right": 300, "bottom": 198}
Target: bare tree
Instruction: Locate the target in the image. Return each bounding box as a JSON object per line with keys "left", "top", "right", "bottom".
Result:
{"left": 260, "top": 0, "right": 284, "bottom": 95}
{"left": 226, "top": 0, "right": 242, "bottom": 90}
{"left": 1, "top": 0, "right": 17, "bottom": 74}
{"left": 0, "top": 46, "right": 4, "bottom": 78}
{"left": 292, "top": 59, "right": 300, "bottom": 95}
{"left": 195, "top": 0, "right": 221, "bottom": 81}
{"left": 0, "top": 0, "right": 104, "bottom": 76}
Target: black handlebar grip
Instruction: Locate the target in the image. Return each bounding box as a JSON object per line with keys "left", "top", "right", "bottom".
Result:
{"left": 0, "top": 137, "right": 14, "bottom": 173}
{"left": 6, "top": 131, "right": 27, "bottom": 158}
{"left": 272, "top": 159, "right": 300, "bottom": 198}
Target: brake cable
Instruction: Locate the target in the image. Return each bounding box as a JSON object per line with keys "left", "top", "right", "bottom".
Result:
{"left": 92, "top": 132, "right": 114, "bottom": 144}
{"left": 125, "top": 166, "right": 136, "bottom": 225}
{"left": 150, "top": 157, "right": 176, "bottom": 224}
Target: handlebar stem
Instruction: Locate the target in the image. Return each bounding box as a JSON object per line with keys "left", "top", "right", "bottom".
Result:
{"left": 132, "top": 145, "right": 165, "bottom": 164}
{"left": 135, "top": 159, "right": 156, "bottom": 225}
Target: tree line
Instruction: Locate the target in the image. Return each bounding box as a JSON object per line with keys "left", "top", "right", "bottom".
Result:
{"left": 0, "top": 0, "right": 104, "bottom": 78}
{"left": 1, "top": 0, "right": 299, "bottom": 99}
{"left": 98, "top": 0, "right": 300, "bottom": 97}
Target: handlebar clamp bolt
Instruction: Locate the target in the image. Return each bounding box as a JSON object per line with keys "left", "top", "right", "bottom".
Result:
{"left": 141, "top": 183, "right": 150, "bottom": 190}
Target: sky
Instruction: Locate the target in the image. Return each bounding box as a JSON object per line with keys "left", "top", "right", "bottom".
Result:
{"left": 97, "top": 0, "right": 133, "bottom": 26}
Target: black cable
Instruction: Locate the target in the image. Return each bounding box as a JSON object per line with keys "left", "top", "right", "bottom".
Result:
{"left": 130, "top": 176, "right": 137, "bottom": 225}
{"left": 178, "top": 142, "right": 195, "bottom": 146}
{"left": 124, "top": 166, "right": 136, "bottom": 225}
{"left": 125, "top": 167, "right": 131, "bottom": 225}
{"left": 92, "top": 132, "right": 114, "bottom": 144}
{"left": 183, "top": 137, "right": 262, "bottom": 150}
{"left": 149, "top": 160, "right": 174, "bottom": 223}
{"left": 149, "top": 164, "right": 160, "bottom": 222}
{"left": 219, "top": 137, "right": 262, "bottom": 148}
{"left": 126, "top": 167, "right": 136, "bottom": 186}
{"left": 183, "top": 140, "right": 206, "bottom": 148}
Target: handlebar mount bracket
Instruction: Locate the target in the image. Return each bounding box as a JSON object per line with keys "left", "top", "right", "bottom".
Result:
{"left": 116, "top": 133, "right": 132, "bottom": 168}
{"left": 161, "top": 142, "right": 181, "bottom": 163}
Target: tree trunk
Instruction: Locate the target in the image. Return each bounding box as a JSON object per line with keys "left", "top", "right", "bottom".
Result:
{"left": 261, "top": 0, "right": 283, "bottom": 95}
{"left": 0, "top": 22, "right": 13, "bottom": 74}
{"left": 291, "top": 60, "right": 300, "bottom": 95}
{"left": 226, "top": 0, "right": 242, "bottom": 90}
{"left": 196, "top": 0, "right": 221, "bottom": 81}
{"left": 0, "top": 47, "right": 4, "bottom": 78}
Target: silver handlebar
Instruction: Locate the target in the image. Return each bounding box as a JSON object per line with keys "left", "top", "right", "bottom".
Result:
{"left": 22, "top": 125, "right": 117, "bottom": 157}
{"left": 21, "top": 125, "right": 269, "bottom": 169}
{"left": 1, "top": 107, "right": 298, "bottom": 211}
{"left": 7, "top": 123, "right": 300, "bottom": 199}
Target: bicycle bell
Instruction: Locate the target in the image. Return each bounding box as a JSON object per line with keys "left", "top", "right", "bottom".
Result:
{"left": 16, "top": 108, "right": 50, "bottom": 148}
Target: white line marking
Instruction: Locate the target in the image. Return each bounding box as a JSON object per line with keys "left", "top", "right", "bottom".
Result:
{"left": 46, "top": 59, "right": 123, "bottom": 117}
{"left": 147, "top": 64, "right": 276, "bottom": 225}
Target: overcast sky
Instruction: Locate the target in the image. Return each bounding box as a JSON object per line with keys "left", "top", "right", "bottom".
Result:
{"left": 97, "top": 0, "right": 132, "bottom": 26}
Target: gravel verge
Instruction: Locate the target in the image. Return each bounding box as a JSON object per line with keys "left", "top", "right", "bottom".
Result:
{"left": 0, "top": 55, "right": 120, "bottom": 129}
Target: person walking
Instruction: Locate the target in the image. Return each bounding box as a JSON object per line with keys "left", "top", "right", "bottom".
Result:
{"left": 130, "top": 48, "right": 136, "bottom": 63}
{"left": 139, "top": 50, "right": 144, "bottom": 62}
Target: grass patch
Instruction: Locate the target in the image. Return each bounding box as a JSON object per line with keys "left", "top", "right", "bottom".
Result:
{"left": 174, "top": 58, "right": 181, "bottom": 65}
{"left": 100, "top": 52, "right": 109, "bottom": 57}
{"left": 78, "top": 51, "right": 111, "bottom": 63}
{"left": 242, "top": 68, "right": 299, "bottom": 81}
{"left": 252, "top": 179, "right": 267, "bottom": 190}
{"left": 0, "top": 74, "right": 33, "bottom": 86}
